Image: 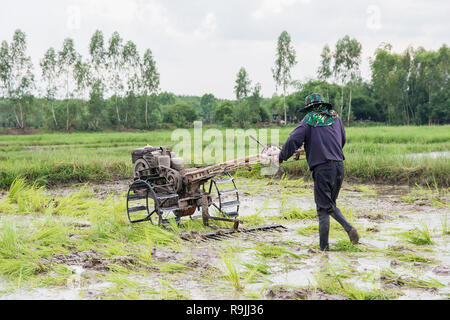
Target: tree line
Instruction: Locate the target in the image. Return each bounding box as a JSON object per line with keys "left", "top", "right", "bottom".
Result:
{"left": 0, "top": 29, "right": 448, "bottom": 131}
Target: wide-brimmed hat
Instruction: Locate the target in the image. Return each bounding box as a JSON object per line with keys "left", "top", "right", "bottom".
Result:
{"left": 299, "top": 93, "right": 333, "bottom": 112}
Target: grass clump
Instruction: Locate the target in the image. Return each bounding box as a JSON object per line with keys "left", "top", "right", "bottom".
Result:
{"left": 0, "top": 222, "right": 47, "bottom": 282}
{"left": 330, "top": 239, "right": 364, "bottom": 252}
{"left": 281, "top": 208, "right": 317, "bottom": 220}
{"left": 159, "top": 279, "right": 191, "bottom": 300}
{"left": 220, "top": 250, "right": 244, "bottom": 292}
{"left": 399, "top": 183, "right": 448, "bottom": 206}
{"left": 402, "top": 222, "right": 434, "bottom": 245}
{"left": 314, "top": 263, "right": 399, "bottom": 300}
{"left": 380, "top": 268, "right": 444, "bottom": 290}
{"left": 254, "top": 243, "right": 306, "bottom": 259}
{"left": 296, "top": 225, "right": 318, "bottom": 236}
{"left": 6, "top": 178, "right": 49, "bottom": 214}
{"left": 383, "top": 245, "right": 433, "bottom": 264}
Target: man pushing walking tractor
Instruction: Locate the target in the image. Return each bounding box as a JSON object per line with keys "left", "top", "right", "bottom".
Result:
{"left": 277, "top": 93, "right": 360, "bottom": 251}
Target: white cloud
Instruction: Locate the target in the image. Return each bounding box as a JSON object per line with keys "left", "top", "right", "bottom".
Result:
{"left": 0, "top": 0, "right": 448, "bottom": 99}
{"left": 194, "top": 12, "right": 217, "bottom": 39}
{"left": 77, "top": 0, "right": 139, "bottom": 23}
{"left": 252, "top": 0, "right": 311, "bottom": 19}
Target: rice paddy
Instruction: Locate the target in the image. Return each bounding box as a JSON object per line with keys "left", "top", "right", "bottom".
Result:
{"left": 0, "top": 125, "right": 449, "bottom": 189}
{"left": 0, "top": 125, "right": 448, "bottom": 300}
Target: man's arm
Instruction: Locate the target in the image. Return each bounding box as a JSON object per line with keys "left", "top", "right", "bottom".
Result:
{"left": 278, "top": 123, "right": 308, "bottom": 163}
{"left": 340, "top": 117, "right": 346, "bottom": 148}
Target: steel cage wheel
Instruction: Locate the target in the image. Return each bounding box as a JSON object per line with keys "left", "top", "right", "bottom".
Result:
{"left": 126, "top": 180, "right": 158, "bottom": 224}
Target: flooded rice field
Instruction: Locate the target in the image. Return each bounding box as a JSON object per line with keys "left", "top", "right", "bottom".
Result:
{"left": 0, "top": 177, "right": 448, "bottom": 300}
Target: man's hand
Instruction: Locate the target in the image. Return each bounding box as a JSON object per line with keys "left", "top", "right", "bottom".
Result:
{"left": 261, "top": 145, "right": 281, "bottom": 165}
{"left": 293, "top": 148, "right": 305, "bottom": 160}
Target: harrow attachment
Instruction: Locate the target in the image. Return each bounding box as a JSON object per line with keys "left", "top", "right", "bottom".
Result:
{"left": 126, "top": 144, "right": 288, "bottom": 239}
{"left": 181, "top": 223, "right": 288, "bottom": 241}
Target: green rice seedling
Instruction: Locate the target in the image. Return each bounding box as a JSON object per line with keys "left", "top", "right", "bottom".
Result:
{"left": 107, "top": 263, "right": 135, "bottom": 274}
{"left": 102, "top": 275, "right": 157, "bottom": 300}
{"left": 50, "top": 185, "right": 98, "bottom": 217}
{"left": 0, "top": 222, "right": 22, "bottom": 259}
{"left": 383, "top": 246, "right": 433, "bottom": 264}
{"left": 139, "top": 227, "right": 154, "bottom": 265}
{"left": 7, "top": 178, "right": 27, "bottom": 203}
{"left": 28, "top": 263, "right": 77, "bottom": 288}
{"left": 15, "top": 184, "right": 49, "bottom": 214}
{"left": 159, "top": 279, "right": 190, "bottom": 300}
{"left": 281, "top": 207, "right": 317, "bottom": 220}
{"left": 0, "top": 222, "right": 47, "bottom": 282}
{"left": 400, "top": 183, "right": 446, "bottom": 206}
{"left": 242, "top": 207, "right": 267, "bottom": 226}
{"left": 354, "top": 185, "right": 377, "bottom": 196}
{"left": 441, "top": 212, "right": 449, "bottom": 235}
{"left": 381, "top": 268, "right": 445, "bottom": 290}
{"left": 158, "top": 262, "right": 191, "bottom": 274}
{"left": 243, "top": 261, "right": 272, "bottom": 275}
{"left": 279, "top": 172, "right": 289, "bottom": 187}
{"left": 0, "top": 258, "right": 41, "bottom": 283}
{"left": 296, "top": 224, "right": 319, "bottom": 236}
{"left": 403, "top": 222, "right": 433, "bottom": 245}
{"left": 340, "top": 206, "right": 355, "bottom": 224}
{"left": 168, "top": 218, "right": 182, "bottom": 234}
{"left": 254, "top": 243, "right": 307, "bottom": 259}
{"left": 296, "top": 219, "right": 346, "bottom": 238}
{"left": 331, "top": 239, "right": 364, "bottom": 252}
{"left": 0, "top": 198, "right": 15, "bottom": 214}
{"left": 141, "top": 224, "right": 180, "bottom": 247}
{"left": 314, "top": 262, "right": 398, "bottom": 300}
{"left": 220, "top": 249, "right": 245, "bottom": 292}
{"left": 26, "top": 223, "right": 68, "bottom": 253}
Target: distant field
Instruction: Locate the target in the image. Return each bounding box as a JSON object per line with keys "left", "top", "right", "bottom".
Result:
{"left": 0, "top": 125, "right": 449, "bottom": 189}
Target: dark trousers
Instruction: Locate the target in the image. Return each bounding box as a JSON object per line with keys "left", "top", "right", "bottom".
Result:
{"left": 313, "top": 161, "right": 353, "bottom": 251}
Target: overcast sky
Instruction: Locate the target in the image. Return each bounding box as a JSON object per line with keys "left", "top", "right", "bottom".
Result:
{"left": 0, "top": 0, "right": 448, "bottom": 99}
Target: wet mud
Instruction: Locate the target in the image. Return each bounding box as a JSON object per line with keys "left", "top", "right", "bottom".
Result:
{"left": 1, "top": 178, "right": 448, "bottom": 300}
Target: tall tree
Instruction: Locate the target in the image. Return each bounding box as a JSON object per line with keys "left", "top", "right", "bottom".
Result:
{"left": 40, "top": 47, "right": 59, "bottom": 128}
{"left": 370, "top": 43, "right": 400, "bottom": 124}
{"left": 0, "top": 41, "right": 9, "bottom": 98}
{"left": 88, "top": 30, "right": 106, "bottom": 128}
{"left": 106, "top": 31, "right": 124, "bottom": 125}
{"left": 0, "top": 30, "right": 35, "bottom": 129}
{"left": 317, "top": 44, "right": 332, "bottom": 100}
{"left": 234, "top": 67, "right": 251, "bottom": 100}
{"left": 140, "top": 49, "right": 160, "bottom": 128}
{"left": 272, "top": 30, "right": 297, "bottom": 124}
{"left": 122, "top": 40, "right": 140, "bottom": 126}
{"left": 89, "top": 30, "right": 106, "bottom": 85}
{"left": 74, "top": 56, "right": 90, "bottom": 128}
{"left": 333, "top": 35, "right": 362, "bottom": 125}
{"left": 58, "top": 38, "right": 79, "bottom": 132}
{"left": 199, "top": 93, "right": 217, "bottom": 124}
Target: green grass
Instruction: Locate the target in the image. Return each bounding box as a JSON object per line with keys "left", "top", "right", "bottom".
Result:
{"left": 330, "top": 239, "right": 364, "bottom": 252}
{"left": 280, "top": 207, "right": 317, "bottom": 220}
{"left": 254, "top": 243, "right": 307, "bottom": 259}
{"left": 380, "top": 268, "right": 445, "bottom": 290}
{"left": 382, "top": 245, "right": 433, "bottom": 264}
{"left": 0, "top": 178, "right": 186, "bottom": 289}
{"left": 402, "top": 222, "right": 434, "bottom": 245}
{"left": 0, "top": 125, "right": 449, "bottom": 189}
{"left": 313, "top": 262, "right": 399, "bottom": 300}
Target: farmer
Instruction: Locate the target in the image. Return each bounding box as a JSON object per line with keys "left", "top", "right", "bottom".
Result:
{"left": 277, "top": 93, "right": 359, "bottom": 251}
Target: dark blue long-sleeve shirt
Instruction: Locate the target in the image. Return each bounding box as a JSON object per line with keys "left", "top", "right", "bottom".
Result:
{"left": 279, "top": 117, "right": 346, "bottom": 170}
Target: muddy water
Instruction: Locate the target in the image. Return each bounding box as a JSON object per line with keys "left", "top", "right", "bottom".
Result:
{"left": 1, "top": 179, "right": 448, "bottom": 300}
